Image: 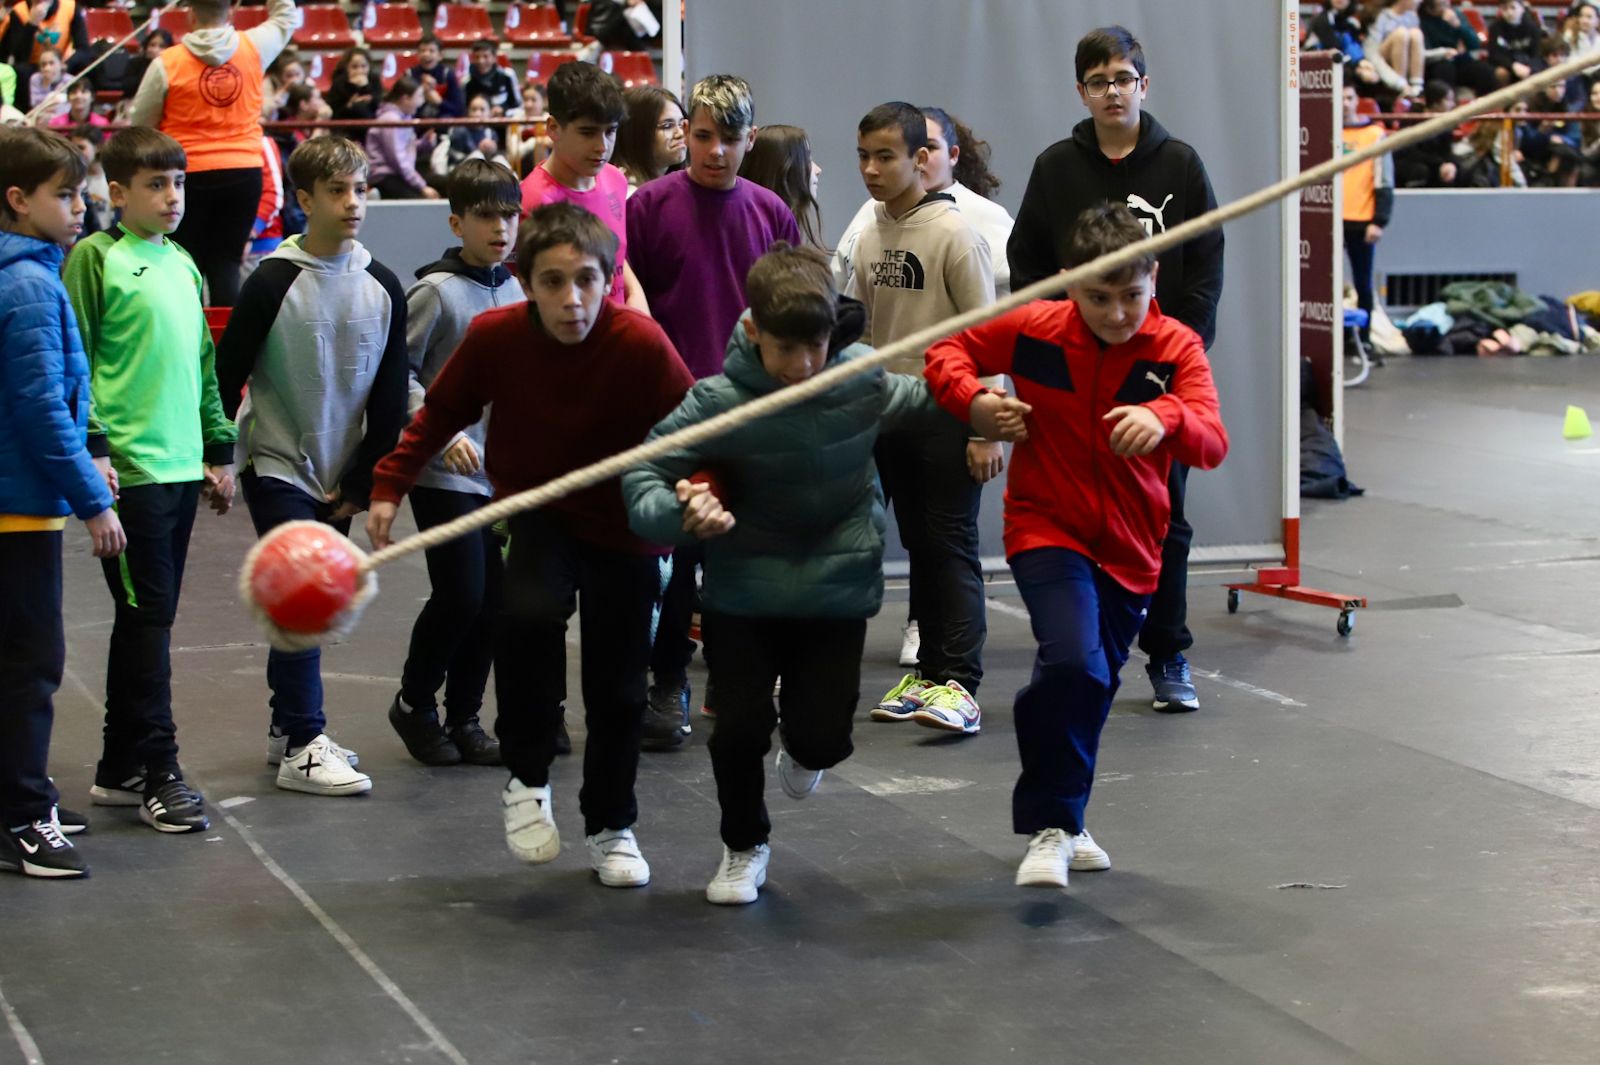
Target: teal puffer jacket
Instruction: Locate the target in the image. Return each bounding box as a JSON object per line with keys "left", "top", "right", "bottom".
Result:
{"left": 624, "top": 300, "right": 937, "bottom": 619}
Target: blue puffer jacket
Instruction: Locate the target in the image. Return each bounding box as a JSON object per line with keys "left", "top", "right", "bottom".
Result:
{"left": 0, "top": 230, "right": 114, "bottom": 520}
{"left": 625, "top": 299, "right": 938, "bottom": 619}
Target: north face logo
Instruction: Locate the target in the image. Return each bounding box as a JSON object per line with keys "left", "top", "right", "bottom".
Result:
{"left": 870, "top": 249, "right": 927, "bottom": 290}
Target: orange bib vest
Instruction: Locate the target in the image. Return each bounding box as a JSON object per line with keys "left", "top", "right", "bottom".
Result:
{"left": 7, "top": 0, "right": 76, "bottom": 64}
{"left": 158, "top": 33, "right": 265, "bottom": 173}
{"left": 1341, "top": 123, "right": 1385, "bottom": 224}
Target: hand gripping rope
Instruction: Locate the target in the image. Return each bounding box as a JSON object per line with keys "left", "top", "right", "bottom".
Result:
{"left": 239, "top": 50, "right": 1600, "bottom": 651}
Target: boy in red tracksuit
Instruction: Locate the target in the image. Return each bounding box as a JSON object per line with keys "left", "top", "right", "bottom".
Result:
{"left": 924, "top": 203, "right": 1228, "bottom": 890}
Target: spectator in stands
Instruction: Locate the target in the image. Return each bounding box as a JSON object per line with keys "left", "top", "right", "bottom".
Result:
{"left": 45, "top": 78, "right": 101, "bottom": 130}
{"left": 245, "top": 134, "right": 287, "bottom": 276}
{"left": 122, "top": 29, "right": 173, "bottom": 101}
{"left": 1367, "top": 0, "right": 1427, "bottom": 97}
{"left": 1395, "top": 80, "right": 1463, "bottom": 185}
{"left": 67, "top": 122, "right": 110, "bottom": 235}
{"left": 1342, "top": 83, "right": 1394, "bottom": 345}
{"left": 128, "top": 0, "right": 296, "bottom": 306}
{"left": 410, "top": 34, "right": 463, "bottom": 121}
{"left": 585, "top": 0, "right": 665, "bottom": 49}
{"left": 465, "top": 40, "right": 519, "bottom": 117}
{"left": 1580, "top": 80, "right": 1600, "bottom": 183}
{"left": 1488, "top": 0, "right": 1545, "bottom": 85}
{"left": 326, "top": 47, "right": 380, "bottom": 128}
{"left": 614, "top": 84, "right": 684, "bottom": 194}
{"left": 367, "top": 78, "right": 440, "bottom": 201}
{"left": 1457, "top": 99, "right": 1529, "bottom": 185}
{"left": 1420, "top": 0, "right": 1497, "bottom": 94}
{"left": 1521, "top": 76, "right": 1584, "bottom": 185}
{"left": 27, "top": 46, "right": 67, "bottom": 124}
{"left": 263, "top": 52, "right": 303, "bottom": 121}
{"left": 1541, "top": 37, "right": 1588, "bottom": 106}
{"left": 515, "top": 80, "right": 553, "bottom": 170}
{"left": 1564, "top": 2, "right": 1600, "bottom": 61}
{"left": 738, "top": 124, "right": 825, "bottom": 252}
{"left": 444, "top": 94, "right": 511, "bottom": 171}
{"left": 0, "top": 0, "right": 87, "bottom": 111}
{"left": 1307, "top": 0, "right": 1367, "bottom": 57}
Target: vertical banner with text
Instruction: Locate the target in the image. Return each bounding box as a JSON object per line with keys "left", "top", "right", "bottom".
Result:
{"left": 1299, "top": 51, "right": 1343, "bottom": 432}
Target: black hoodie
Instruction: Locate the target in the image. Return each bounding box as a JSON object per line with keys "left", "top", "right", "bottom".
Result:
{"left": 1008, "top": 113, "right": 1224, "bottom": 349}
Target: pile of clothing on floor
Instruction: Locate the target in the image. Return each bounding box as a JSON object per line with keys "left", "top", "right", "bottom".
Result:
{"left": 1396, "top": 282, "right": 1600, "bottom": 357}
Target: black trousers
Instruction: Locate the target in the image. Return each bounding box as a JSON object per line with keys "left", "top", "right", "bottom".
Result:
{"left": 98, "top": 481, "right": 201, "bottom": 778}
{"left": 704, "top": 613, "right": 867, "bottom": 851}
{"left": 876, "top": 411, "right": 986, "bottom": 692}
{"left": 1344, "top": 221, "right": 1377, "bottom": 341}
{"left": 400, "top": 486, "right": 502, "bottom": 726}
{"left": 171, "top": 167, "right": 263, "bottom": 308}
{"left": 650, "top": 543, "right": 701, "bottom": 685}
{"left": 495, "top": 511, "right": 660, "bottom": 836}
{"left": 0, "top": 532, "right": 65, "bottom": 825}
{"left": 1137, "top": 462, "right": 1194, "bottom": 662}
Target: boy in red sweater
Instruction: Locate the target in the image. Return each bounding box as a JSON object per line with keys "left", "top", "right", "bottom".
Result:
{"left": 924, "top": 203, "right": 1228, "bottom": 889}
{"left": 366, "top": 203, "right": 692, "bottom": 889}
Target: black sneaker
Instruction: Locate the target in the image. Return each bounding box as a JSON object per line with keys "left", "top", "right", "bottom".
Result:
{"left": 642, "top": 680, "right": 691, "bottom": 751}
{"left": 0, "top": 820, "right": 89, "bottom": 878}
{"left": 388, "top": 695, "right": 463, "bottom": 766}
{"left": 554, "top": 707, "right": 572, "bottom": 757}
{"left": 140, "top": 773, "right": 210, "bottom": 834}
{"left": 89, "top": 768, "right": 146, "bottom": 807}
{"left": 449, "top": 717, "right": 503, "bottom": 766}
{"left": 53, "top": 804, "right": 89, "bottom": 835}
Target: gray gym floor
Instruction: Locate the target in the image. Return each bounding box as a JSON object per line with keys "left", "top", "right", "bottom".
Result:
{"left": 3, "top": 357, "right": 1598, "bottom": 1065}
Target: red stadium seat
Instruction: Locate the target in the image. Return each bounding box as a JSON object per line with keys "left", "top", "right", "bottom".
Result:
{"left": 306, "top": 53, "right": 335, "bottom": 92}
{"left": 1463, "top": 6, "right": 1489, "bottom": 38}
{"left": 526, "top": 51, "right": 582, "bottom": 83}
{"left": 363, "top": 4, "right": 423, "bottom": 48}
{"left": 572, "top": 2, "right": 596, "bottom": 43}
{"left": 378, "top": 51, "right": 420, "bottom": 89}
{"left": 1356, "top": 97, "right": 1380, "bottom": 117}
{"left": 604, "top": 51, "right": 658, "bottom": 87}
{"left": 234, "top": 7, "right": 269, "bottom": 32}
{"left": 505, "top": 3, "right": 572, "bottom": 46}
{"left": 84, "top": 8, "right": 137, "bottom": 51}
{"left": 434, "top": 3, "right": 496, "bottom": 46}
{"left": 293, "top": 5, "right": 356, "bottom": 50}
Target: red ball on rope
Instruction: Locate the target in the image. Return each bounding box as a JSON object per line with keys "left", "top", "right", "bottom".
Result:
{"left": 241, "top": 521, "right": 375, "bottom": 648}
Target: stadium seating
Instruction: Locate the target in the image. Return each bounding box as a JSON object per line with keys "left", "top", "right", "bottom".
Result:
{"left": 604, "top": 51, "right": 658, "bottom": 88}
{"left": 434, "top": 3, "right": 496, "bottom": 46}
{"left": 84, "top": 8, "right": 137, "bottom": 51}
{"left": 293, "top": 5, "right": 356, "bottom": 50}
{"left": 505, "top": 3, "right": 573, "bottom": 47}
{"left": 527, "top": 51, "right": 582, "bottom": 84}
{"left": 363, "top": 4, "right": 423, "bottom": 48}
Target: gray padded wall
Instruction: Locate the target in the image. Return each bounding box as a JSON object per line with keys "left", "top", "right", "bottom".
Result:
{"left": 687, "top": 0, "right": 1289, "bottom": 560}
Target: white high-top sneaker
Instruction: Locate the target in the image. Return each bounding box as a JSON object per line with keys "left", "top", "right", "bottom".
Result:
{"left": 275, "top": 735, "right": 372, "bottom": 796}
{"left": 775, "top": 748, "right": 822, "bottom": 800}
{"left": 502, "top": 778, "right": 560, "bottom": 863}
{"left": 705, "top": 843, "right": 770, "bottom": 905}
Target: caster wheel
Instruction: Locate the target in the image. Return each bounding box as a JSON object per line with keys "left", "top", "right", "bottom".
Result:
{"left": 1226, "top": 589, "right": 1240, "bottom": 615}
{"left": 1337, "top": 611, "right": 1355, "bottom": 637}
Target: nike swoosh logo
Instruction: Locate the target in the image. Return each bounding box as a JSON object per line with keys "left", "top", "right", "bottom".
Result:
{"left": 19, "top": 838, "right": 39, "bottom": 855}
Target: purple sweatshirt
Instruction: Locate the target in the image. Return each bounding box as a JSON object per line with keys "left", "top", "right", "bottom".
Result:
{"left": 625, "top": 170, "right": 801, "bottom": 379}
{"left": 365, "top": 103, "right": 427, "bottom": 192}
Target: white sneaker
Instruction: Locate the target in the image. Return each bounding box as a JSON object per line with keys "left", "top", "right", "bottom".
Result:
{"left": 1016, "top": 828, "right": 1072, "bottom": 888}
{"left": 775, "top": 748, "right": 822, "bottom": 800}
{"left": 267, "top": 726, "right": 358, "bottom": 768}
{"left": 1070, "top": 830, "right": 1111, "bottom": 871}
{"left": 275, "top": 735, "right": 372, "bottom": 796}
{"left": 706, "top": 843, "right": 770, "bottom": 905}
{"left": 502, "top": 779, "right": 560, "bottom": 864}
{"left": 898, "top": 621, "right": 920, "bottom": 668}
{"left": 585, "top": 827, "right": 650, "bottom": 887}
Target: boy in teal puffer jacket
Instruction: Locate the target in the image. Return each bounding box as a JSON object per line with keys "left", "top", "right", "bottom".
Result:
{"left": 624, "top": 242, "right": 941, "bottom": 906}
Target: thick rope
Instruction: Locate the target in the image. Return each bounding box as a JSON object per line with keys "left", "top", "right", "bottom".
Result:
{"left": 360, "top": 50, "right": 1600, "bottom": 573}
{"left": 22, "top": 1, "right": 181, "bottom": 125}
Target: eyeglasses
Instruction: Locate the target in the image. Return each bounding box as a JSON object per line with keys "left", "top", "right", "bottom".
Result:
{"left": 656, "top": 119, "right": 686, "bottom": 132}
{"left": 1082, "top": 74, "right": 1144, "bottom": 98}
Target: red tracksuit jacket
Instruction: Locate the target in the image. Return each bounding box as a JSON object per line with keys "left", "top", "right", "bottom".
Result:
{"left": 925, "top": 298, "right": 1228, "bottom": 595}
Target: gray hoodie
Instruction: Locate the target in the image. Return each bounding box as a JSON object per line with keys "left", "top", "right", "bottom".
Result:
{"left": 406, "top": 249, "right": 526, "bottom": 496}
{"left": 217, "top": 236, "right": 410, "bottom": 507}
{"left": 846, "top": 192, "right": 996, "bottom": 375}
{"left": 128, "top": 0, "right": 297, "bottom": 128}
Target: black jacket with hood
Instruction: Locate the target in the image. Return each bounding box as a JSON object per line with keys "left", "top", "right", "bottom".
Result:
{"left": 1008, "top": 113, "right": 1224, "bottom": 349}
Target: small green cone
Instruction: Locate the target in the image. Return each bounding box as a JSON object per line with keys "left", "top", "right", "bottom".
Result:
{"left": 1564, "top": 405, "right": 1593, "bottom": 441}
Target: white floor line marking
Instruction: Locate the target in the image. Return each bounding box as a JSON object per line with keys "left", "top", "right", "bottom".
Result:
{"left": 58, "top": 668, "right": 469, "bottom": 1065}
{"left": 217, "top": 796, "right": 255, "bottom": 809}
{"left": 0, "top": 976, "right": 46, "bottom": 1065}
{"left": 217, "top": 808, "right": 473, "bottom": 1065}
{"left": 985, "top": 597, "right": 1308, "bottom": 709}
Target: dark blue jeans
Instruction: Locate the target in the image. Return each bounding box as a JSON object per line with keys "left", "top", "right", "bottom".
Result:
{"left": 1009, "top": 548, "right": 1149, "bottom": 836}
{"left": 98, "top": 481, "right": 201, "bottom": 778}
{"left": 241, "top": 469, "right": 350, "bottom": 746}
{"left": 400, "top": 486, "right": 502, "bottom": 726}
{"left": 0, "top": 532, "right": 64, "bottom": 825}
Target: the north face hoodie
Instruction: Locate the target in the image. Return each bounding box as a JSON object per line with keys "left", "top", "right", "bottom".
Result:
{"left": 217, "top": 236, "right": 410, "bottom": 507}
{"left": 406, "top": 248, "right": 525, "bottom": 496}
{"left": 1009, "top": 113, "right": 1225, "bottom": 349}
{"left": 846, "top": 192, "right": 995, "bottom": 376}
